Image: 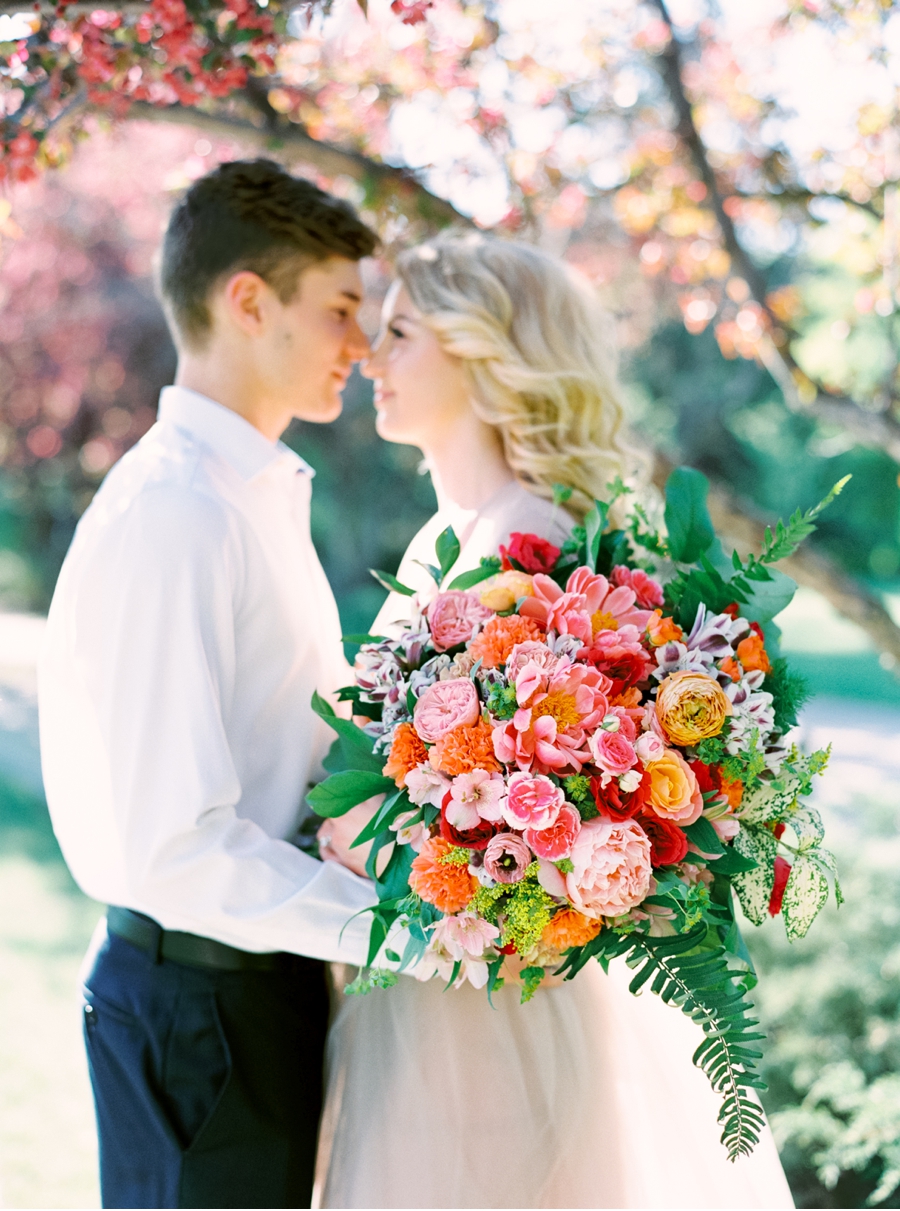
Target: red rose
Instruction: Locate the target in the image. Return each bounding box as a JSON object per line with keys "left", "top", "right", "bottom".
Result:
{"left": 768, "top": 855, "right": 791, "bottom": 916}
{"left": 688, "top": 759, "right": 717, "bottom": 796}
{"left": 638, "top": 812, "right": 689, "bottom": 867}
{"left": 499, "top": 532, "right": 561, "bottom": 575}
{"left": 590, "top": 772, "right": 647, "bottom": 821}
{"left": 440, "top": 795, "right": 497, "bottom": 851}
{"left": 584, "top": 644, "right": 652, "bottom": 695}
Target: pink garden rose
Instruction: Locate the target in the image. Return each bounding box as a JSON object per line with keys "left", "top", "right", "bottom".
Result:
{"left": 589, "top": 728, "right": 638, "bottom": 777}
{"left": 526, "top": 803, "right": 582, "bottom": 860}
{"left": 414, "top": 678, "right": 480, "bottom": 742}
{"left": 427, "top": 591, "right": 492, "bottom": 652}
{"left": 566, "top": 816, "right": 653, "bottom": 919}
{"left": 502, "top": 772, "right": 564, "bottom": 831}
{"left": 504, "top": 641, "right": 559, "bottom": 684}
{"left": 483, "top": 832, "right": 532, "bottom": 884}
{"left": 611, "top": 565, "right": 664, "bottom": 610}
{"left": 634, "top": 730, "right": 666, "bottom": 764}
{"left": 445, "top": 769, "right": 507, "bottom": 830}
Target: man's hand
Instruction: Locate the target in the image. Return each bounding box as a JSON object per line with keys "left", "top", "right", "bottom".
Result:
{"left": 317, "top": 795, "right": 383, "bottom": 879}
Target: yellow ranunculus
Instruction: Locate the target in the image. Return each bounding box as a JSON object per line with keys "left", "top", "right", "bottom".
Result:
{"left": 655, "top": 670, "right": 731, "bottom": 747}
{"left": 478, "top": 570, "right": 535, "bottom": 613}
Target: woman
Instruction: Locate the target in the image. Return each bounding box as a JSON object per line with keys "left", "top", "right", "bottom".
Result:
{"left": 314, "top": 232, "right": 793, "bottom": 1210}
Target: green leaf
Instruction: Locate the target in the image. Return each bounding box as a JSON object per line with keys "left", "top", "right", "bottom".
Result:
{"left": 584, "top": 500, "right": 608, "bottom": 571}
{"left": 683, "top": 817, "right": 726, "bottom": 855}
{"left": 782, "top": 855, "right": 830, "bottom": 941}
{"left": 731, "top": 825, "right": 778, "bottom": 925}
{"left": 412, "top": 559, "right": 443, "bottom": 585}
{"left": 435, "top": 526, "right": 462, "bottom": 582}
{"left": 739, "top": 776, "right": 801, "bottom": 825}
{"left": 738, "top": 566, "right": 797, "bottom": 624}
{"left": 447, "top": 560, "right": 501, "bottom": 591}
{"left": 306, "top": 771, "right": 396, "bottom": 818}
{"left": 341, "top": 633, "right": 387, "bottom": 645}
{"left": 789, "top": 807, "right": 825, "bottom": 852}
{"left": 758, "top": 475, "right": 852, "bottom": 565}
{"left": 664, "top": 467, "right": 715, "bottom": 563}
{"left": 552, "top": 483, "right": 574, "bottom": 506}
{"left": 311, "top": 692, "right": 383, "bottom": 774}
{"left": 370, "top": 568, "right": 415, "bottom": 596}
{"left": 350, "top": 789, "right": 409, "bottom": 846}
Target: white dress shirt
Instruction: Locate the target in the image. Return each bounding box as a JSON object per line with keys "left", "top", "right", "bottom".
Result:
{"left": 38, "top": 386, "right": 376, "bottom": 962}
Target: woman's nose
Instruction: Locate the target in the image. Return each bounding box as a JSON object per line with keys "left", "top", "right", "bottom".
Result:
{"left": 360, "top": 336, "right": 387, "bottom": 380}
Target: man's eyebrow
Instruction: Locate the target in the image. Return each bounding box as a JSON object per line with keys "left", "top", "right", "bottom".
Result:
{"left": 340, "top": 290, "right": 362, "bottom": 303}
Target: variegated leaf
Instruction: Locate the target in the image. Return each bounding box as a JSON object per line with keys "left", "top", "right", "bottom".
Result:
{"left": 789, "top": 807, "right": 825, "bottom": 852}
{"left": 732, "top": 825, "right": 778, "bottom": 926}
{"left": 782, "top": 855, "right": 829, "bottom": 940}
{"left": 739, "top": 775, "right": 800, "bottom": 825}
{"left": 809, "top": 846, "right": 844, "bottom": 907}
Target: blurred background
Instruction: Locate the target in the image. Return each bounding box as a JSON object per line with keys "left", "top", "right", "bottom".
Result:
{"left": 2, "top": 0, "right": 900, "bottom": 1206}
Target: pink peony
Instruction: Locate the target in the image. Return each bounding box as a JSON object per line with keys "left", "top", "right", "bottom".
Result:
{"left": 589, "top": 728, "right": 638, "bottom": 777}
{"left": 504, "top": 641, "right": 559, "bottom": 684}
{"left": 445, "top": 769, "right": 507, "bottom": 830}
{"left": 427, "top": 591, "right": 492, "bottom": 652}
{"left": 526, "top": 803, "right": 582, "bottom": 860}
{"left": 520, "top": 568, "right": 653, "bottom": 645}
{"left": 566, "top": 816, "right": 653, "bottom": 919}
{"left": 430, "top": 911, "right": 500, "bottom": 959}
{"left": 502, "top": 772, "right": 564, "bottom": 831}
{"left": 483, "top": 832, "right": 532, "bottom": 884}
{"left": 493, "top": 658, "right": 610, "bottom": 776}
{"left": 611, "top": 565, "right": 664, "bottom": 610}
{"left": 414, "top": 678, "right": 481, "bottom": 742}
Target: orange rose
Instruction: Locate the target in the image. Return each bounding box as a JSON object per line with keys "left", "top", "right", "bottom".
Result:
{"left": 541, "top": 908, "right": 602, "bottom": 950}
{"left": 383, "top": 722, "right": 427, "bottom": 787}
{"left": 409, "top": 836, "right": 478, "bottom": 914}
{"left": 646, "top": 610, "right": 684, "bottom": 647}
{"left": 719, "top": 657, "right": 741, "bottom": 683}
{"left": 736, "top": 632, "right": 772, "bottom": 675}
{"left": 645, "top": 748, "right": 703, "bottom": 824}
{"left": 655, "top": 670, "right": 731, "bottom": 746}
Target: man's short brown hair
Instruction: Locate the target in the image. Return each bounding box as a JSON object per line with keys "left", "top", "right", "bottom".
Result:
{"left": 159, "top": 158, "right": 378, "bottom": 348}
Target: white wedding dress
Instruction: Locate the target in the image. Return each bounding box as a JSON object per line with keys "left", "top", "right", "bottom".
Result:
{"left": 314, "top": 482, "right": 794, "bottom": 1210}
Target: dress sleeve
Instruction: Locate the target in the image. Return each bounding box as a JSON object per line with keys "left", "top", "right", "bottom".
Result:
{"left": 40, "top": 482, "right": 376, "bottom": 962}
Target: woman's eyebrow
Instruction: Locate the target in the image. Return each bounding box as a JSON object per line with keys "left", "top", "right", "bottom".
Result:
{"left": 388, "top": 312, "right": 417, "bottom": 323}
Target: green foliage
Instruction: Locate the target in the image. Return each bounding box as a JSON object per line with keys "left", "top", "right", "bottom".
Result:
{"left": 306, "top": 769, "right": 395, "bottom": 818}
{"left": 519, "top": 965, "right": 546, "bottom": 1004}
{"left": 369, "top": 568, "right": 415, "bottom": 596}
{"left": 767, "top": 657, "right": 812, "bottom": 732}
{"left": 563, "top": 774, "right": 599, "bottom": 820}
{"left": 664, "top": 466, "right": 716, "bottom": 563}
{"left": 447, "top": 557, "right": 501, "bottom": 591}
{"left": 435, "top": 526, "right": 462, "bottom": 583}
{"left": 486, "top": 682, "right": 518, "bottom": 719}
{"left": 344, "top": 967, "right": 399, "bottom": 996}
{"left": 757, "top": 477, "right": 852, "bottom": 565}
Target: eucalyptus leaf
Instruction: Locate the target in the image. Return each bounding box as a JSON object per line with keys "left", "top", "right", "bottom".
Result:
{"left": 664, "top": 466, "right": 715, "bottom": 563}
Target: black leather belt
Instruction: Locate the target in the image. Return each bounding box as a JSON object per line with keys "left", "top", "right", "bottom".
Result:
{"left": 107, "top": 906, "right": 284, "bottom": 972}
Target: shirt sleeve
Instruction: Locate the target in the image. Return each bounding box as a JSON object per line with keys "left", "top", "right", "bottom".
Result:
{"left": 40, "top": 481, "right": 376, "bottom": 963}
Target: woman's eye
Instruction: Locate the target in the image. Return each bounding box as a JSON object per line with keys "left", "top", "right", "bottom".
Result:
{"left": 388, "top": 325, "right": 405, "bottom": 339}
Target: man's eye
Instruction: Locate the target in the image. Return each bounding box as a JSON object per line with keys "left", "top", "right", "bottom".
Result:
{"left": 335, "top": 309, "right": 349, "bottom": 321}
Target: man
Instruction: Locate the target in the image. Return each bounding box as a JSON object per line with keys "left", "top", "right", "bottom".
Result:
{"left": 39, "top": 159, "right": 377, "bottom": 1209}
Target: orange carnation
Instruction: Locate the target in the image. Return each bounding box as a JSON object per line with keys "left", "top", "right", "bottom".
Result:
{"left": 542, "top": 908, "right": 602, "bottom": 950}
{"left": 647, "top": 610, "right": 683, "bottom": 647}
{"left": 383, "top": 722, "right": 427, "bottom": 787}
{"left": 429, "top": 717, "right": 502, "bottom": 776}
{"left": 715, "top": 769, "right": 744, "bottom": 809}
{"left": 409, "top": 835, "right": 478, "bottom": 914}
{"left": 468, "top": 614, "right": 546, "bottom": 669}
{"left": 736, "top": 632, "right": 772, "bottom": 675}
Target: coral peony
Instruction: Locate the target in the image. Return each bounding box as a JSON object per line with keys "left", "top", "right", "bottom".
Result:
{"left": 445, "top": 769, "right": 507, "bottom": 828}
{"left": 478, "top": 570, "right": 534, "bottom": 612}
{"left": 655, "top": 669, "right": 732, "bottom": 746}
{"left": 566, "top": 816, "right": 653, "bottom": 918}
{"left": 483, "top": 832, "right": 532, "bottom": 884}
{"left": 646, "top": 610, "right": 684, "bottom": 647}
{"left": 409, "top": 836, "right": 479, "bottom": 913}
{"left": 500, "top": 532, "right": 561, "bottom": 575}
{"left": 639, "top": 812, "right": 689, "bottom": 866}
{"left": 526, "top": 803, "right": 581, "bottom": 860}
{"left": 503, "top": 772, "right": 565, "bottom": 831}
{"left": 383, "top": 722, "right": 428, "bottom": 787}
{"left": 427, "top": 591, "right": 492, "bottom": 652}
{"left": 611, "top": 565, "right": 664, "bottom": 609}
{"left": 430, "top": 718, "right": 502, "bottom": 776}
{"left": 414, "top": 678, "right": 480, "bottom": 742}
{"left": 520, "top": 569, "right": 652, "bottom": 643}
{"left": 644, "top": 749, "right": 704, "bottom": 824}
{"left": 541, "top": 907, "right": 602, "bottom": 950}
{"left": 468, "top": 614, "right": 546, "bottom": 669}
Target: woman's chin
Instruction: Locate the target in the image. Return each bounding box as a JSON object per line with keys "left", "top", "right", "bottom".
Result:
{"left": 374, "top": 410, "right": 421, "bottom": 447}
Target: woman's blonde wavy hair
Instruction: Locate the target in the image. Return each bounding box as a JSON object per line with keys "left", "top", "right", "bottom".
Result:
{"left": 396, "top": 230, "right": 642, "bottom": 522}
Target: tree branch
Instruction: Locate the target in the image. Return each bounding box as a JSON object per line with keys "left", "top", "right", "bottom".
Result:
{"left": 649, "top": 0, "right": 900, "bottom": 463}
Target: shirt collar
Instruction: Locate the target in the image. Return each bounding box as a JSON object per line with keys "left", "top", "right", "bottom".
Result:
{"left": 157, "top": 386, "right": 314, "bottom": 483}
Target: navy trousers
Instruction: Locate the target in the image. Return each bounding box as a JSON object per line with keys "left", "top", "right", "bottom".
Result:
{"left": 81, "top": 924, "right": 330, "bottom": 1209}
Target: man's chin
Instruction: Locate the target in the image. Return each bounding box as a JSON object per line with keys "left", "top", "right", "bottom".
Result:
{"left": 293, "top": 394, "right": 343, "bottom": 425}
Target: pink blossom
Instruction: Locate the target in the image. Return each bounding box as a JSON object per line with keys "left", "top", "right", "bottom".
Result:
{"left": 430, "top": 911, "right": 500, "bottom": 960}
{"left": 389, "top": 809, "right": 428, "bottom": 851}
{"left": 537, "top": 857, "right": 568, "bottom": 897}
{"left": 635, "top": 730, "right": 665, "bottom": 764}
{"left": 483, "top": 832, "right": 532, "bottom": 884}
{"left": 427, "top": 590, "right": 492, "bottom": 652}
{"left": 589, "top": 728, "right": 638, "bottom": 777}
{"left": 502, "top": 772, "right": 564, "bottom": 831}
{"left": 520, "top": 568, "right": 653, "bottom": 644}
{"left": 566, "top": 817, "right": 653, "bottom": 919}
{"left": 414, "top": 678, "right": 480, "bottom": 742}
{"left": 611, "top": 565, "right": 664, "bottom": 610}
{"left": 526, "top": 803, "right": 581, "bottom": 860}
{"left": 709, "top": 812, "right": 741, "bottom": 843}
{"left": 504, "top": 641, "right": 559, "bottom": 684}
{"left": 445, "top": 769, "right": 507, "bottom": 830}
{"left": 405, "top": 765, "right": 451, "bottom": 808}
{"left": 493, "top": 658, "right": 610, "bottom": 775}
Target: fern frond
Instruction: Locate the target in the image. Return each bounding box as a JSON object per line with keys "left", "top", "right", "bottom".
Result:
{"left": 758, "top": 475, "right": 851, "bottom": 565}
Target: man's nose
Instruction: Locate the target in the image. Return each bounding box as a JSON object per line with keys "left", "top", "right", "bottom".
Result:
{"left": 346, "top": 317, "right": 370, "bottom": 361}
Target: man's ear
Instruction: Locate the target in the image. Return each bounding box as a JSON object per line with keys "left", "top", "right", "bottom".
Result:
{"left": 220, "top": 271, "right": 273, "bottom": 337}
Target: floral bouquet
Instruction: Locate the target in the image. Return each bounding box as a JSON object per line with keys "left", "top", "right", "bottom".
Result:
{"left": 309, "top": 467, "right": 847, "bottom": 1157}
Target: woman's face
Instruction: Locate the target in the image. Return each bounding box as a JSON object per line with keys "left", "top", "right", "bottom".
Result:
{"left": 362, "top": 282, "right": 471, "bottom": 448}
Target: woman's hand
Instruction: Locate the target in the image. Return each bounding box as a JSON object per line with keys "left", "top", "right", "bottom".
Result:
{"left": 317, "top": 795, "right": 383, "bottom": 879}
